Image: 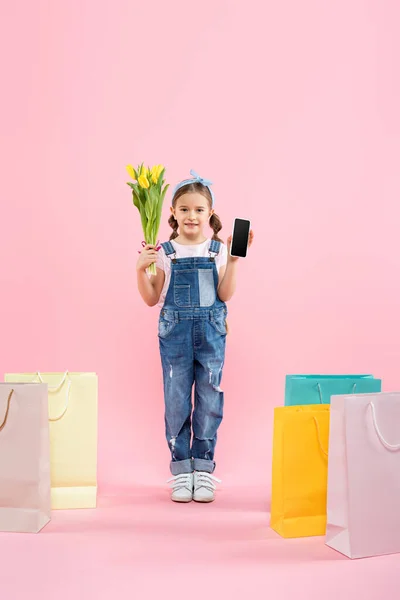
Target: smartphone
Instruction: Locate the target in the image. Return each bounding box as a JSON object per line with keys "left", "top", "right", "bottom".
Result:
{"left": 230, "top": 218, "right": 251, "bottom": 258}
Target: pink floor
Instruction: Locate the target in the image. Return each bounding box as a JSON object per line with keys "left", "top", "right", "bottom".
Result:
{"left": 1, "top": 486, "right": 399, "bottom": 599}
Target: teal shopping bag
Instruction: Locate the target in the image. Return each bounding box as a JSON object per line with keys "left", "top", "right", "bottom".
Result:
{"left": 284, "top": 374, "right": 382, "bottom": 406}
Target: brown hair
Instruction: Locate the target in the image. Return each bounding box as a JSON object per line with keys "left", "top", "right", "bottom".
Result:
{"left": 168, "top": 182, "right": 223, "bottom": 242}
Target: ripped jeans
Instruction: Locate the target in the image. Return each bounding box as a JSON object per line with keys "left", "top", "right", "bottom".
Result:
{"left": 159, "top": 307, "right": 227, "bottom": 475}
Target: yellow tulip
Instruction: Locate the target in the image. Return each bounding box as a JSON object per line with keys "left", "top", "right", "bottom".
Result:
{"left": 138, "top": 175, "right": 150, "bottom": 189}
{"left": 157, "top": 164, "right": 164, "bottom": 180}
{"left": 140, "top": 165, "right": 149, "bottom": 178}
{"left": 151, "top": 164, "right": 164, "bottom": 184}
{"left": 126, "top": 164, "right": 137, "bottom": 180}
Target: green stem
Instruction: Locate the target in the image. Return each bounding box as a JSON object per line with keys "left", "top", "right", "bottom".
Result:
{"left": 148, "top": 262, "right": 157, "bottom": 276}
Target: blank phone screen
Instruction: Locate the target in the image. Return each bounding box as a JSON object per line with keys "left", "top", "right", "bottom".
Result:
{"left": 231, "top": 219, "right": 250, "bottom": 257}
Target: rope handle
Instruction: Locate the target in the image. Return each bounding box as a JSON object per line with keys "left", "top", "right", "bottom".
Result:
{"left": 313, "top": 416, "right": 328, "bottom": 457}
{"left": 0, "top": 390, "right": 14, "bottom": 432}
{"left": 317, "top": 382, "right": 357, "bottom": 404}
{"left": 369, "top": 402, "right": 400, "bottom": 451}
{"left": 37, "top": 371, "right": 68, "bottom": 391}
{"left": 36, "top": 371, "right": 70, "bottom": 422}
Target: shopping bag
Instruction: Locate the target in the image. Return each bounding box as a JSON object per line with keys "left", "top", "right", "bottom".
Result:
{"left": 4, "top": 372, "right": 98, "bottom": 510}
{"left": 270, "top": 404, "right": 330, "bottom": 537}
{"left": 284, "top": 374, "right": 381, "bottom": 406}
{"left": 0, "top": 383, "right": 51, "bottom": 532}
{"left": 326, "top": 392, "right": 400, "bottom": 559}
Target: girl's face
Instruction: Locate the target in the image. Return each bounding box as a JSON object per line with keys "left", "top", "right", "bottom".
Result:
{"left": 172, "top": 192, "right": 214, "bottom": 238}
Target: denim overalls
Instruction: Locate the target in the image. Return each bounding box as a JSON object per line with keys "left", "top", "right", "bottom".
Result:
{"left": 158, "top": 240, "right": 227, "bottom": 476}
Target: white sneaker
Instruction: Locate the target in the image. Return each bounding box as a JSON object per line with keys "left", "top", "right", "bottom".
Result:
{"left": 167, "top": 473, "right": 194, "bottom": 502}
{"left": 193, "top": 471, "right": 221, "bottom": 503}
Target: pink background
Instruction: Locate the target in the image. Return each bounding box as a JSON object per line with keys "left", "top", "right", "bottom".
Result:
{"left": 1, "top": 0, "right": 400, "bottom": 494}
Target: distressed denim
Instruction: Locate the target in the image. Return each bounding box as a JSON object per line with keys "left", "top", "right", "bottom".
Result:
{"left": 158, "top": 240, "right": 227, "bottom": 476}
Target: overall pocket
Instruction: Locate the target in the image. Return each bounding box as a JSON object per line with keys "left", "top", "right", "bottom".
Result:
{"left": 174, "top": 285, "right": 191, "bottom": 307}
{"left": 174, "top": 270, "right": 194, "bottom": 307}
{"left": 158, "top": 314, "right": 177, "bottom": 339}
{"left": 209, "top": 310, "right": 228, "bottom": 335}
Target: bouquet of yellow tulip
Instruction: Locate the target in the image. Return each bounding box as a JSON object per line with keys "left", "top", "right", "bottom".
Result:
{"left": 126, "top": 163, "right": 169, "bottom": 275}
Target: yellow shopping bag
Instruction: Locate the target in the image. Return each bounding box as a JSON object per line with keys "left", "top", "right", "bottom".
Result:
{"left": 4, "top": 372, "right": 98, "bottom": 510}
{"left": 270, "top": 404, "right": 330, "bottom": 538}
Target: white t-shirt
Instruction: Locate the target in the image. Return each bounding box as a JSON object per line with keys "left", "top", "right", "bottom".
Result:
{"left": 156, "top": 239, "right": 228, "bottom": 308}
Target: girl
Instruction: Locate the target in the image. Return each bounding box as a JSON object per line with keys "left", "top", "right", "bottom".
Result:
{"left": 136, "top": 170, "right": 254, "bottom": 503}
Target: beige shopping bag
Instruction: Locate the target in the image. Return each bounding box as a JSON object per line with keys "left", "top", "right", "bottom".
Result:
{"left": 0, "top": 383, "right": 51, "bottom": 532}
{"left": 5, "top": 372, "right": 98, "bottom": 510}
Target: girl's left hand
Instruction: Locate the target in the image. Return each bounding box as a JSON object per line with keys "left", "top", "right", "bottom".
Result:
{"left": 227, "top": 229, "right": 254, "bottom": 262}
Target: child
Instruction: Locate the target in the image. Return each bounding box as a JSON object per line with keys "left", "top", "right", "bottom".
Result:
{"left": 136, "top": 170, "right": 254, "bottom": 502}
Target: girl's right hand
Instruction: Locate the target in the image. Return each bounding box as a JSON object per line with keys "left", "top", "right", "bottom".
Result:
{"left": 136, "top": 244, "right": 158, "bottom": 272}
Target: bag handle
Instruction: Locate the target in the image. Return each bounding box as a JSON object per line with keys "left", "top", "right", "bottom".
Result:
{"left": 369, "top": 402, "right": 400, "bottom": 451}
{"left": 36, "top": 371, "right": 71, "bottom": 422}
{"left": 313, "top": 417, "right": 328, "bottom": 457}
{"left": 0, "top": 390, "right": 14, "bottom": 432}
{"left": 37, "top": 371, "right": 68, "bottom": 391}
{"left": 317, "top": 382, "right": 357, "bottom": 404}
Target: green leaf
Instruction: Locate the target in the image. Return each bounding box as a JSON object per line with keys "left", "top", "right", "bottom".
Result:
{"left": 132, "top": 190, "right": 140, "bottom": 211}
{"left": 144, "top": 189, "right": 157, "bottom": 244}
{"left": 139, "top": 203, "right": 147, "bottom": 233}
{"left": 150, "top": 186, "right": 159, "bottom": 219}
{"left": 143, "top": 188, "right": 152, "bottom": 220}
{"left": 157, "top": 183, "right": 169, "bottom": 232}
{"left": 128, "top": 184, "right": 140, "bottom": 209}
{"left": 138, "top": 187, "right": 146, "bottom": 208}
{"left": 134, "top": 185, "right": 148, "bottom": 233}
{"left": 157, "top": 168, "right": 165, "bottom": 194}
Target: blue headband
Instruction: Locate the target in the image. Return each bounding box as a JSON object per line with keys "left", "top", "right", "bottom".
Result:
{"left": 172, "top": 169, "right": 215, "bottom": 207}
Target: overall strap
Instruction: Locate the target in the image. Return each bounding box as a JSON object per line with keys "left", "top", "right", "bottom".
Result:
{"left": 209, "top": 239, "right": 221, "bottom": 261}
{"left": 161, "top": 241, "right": 177, "bottom": 263}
